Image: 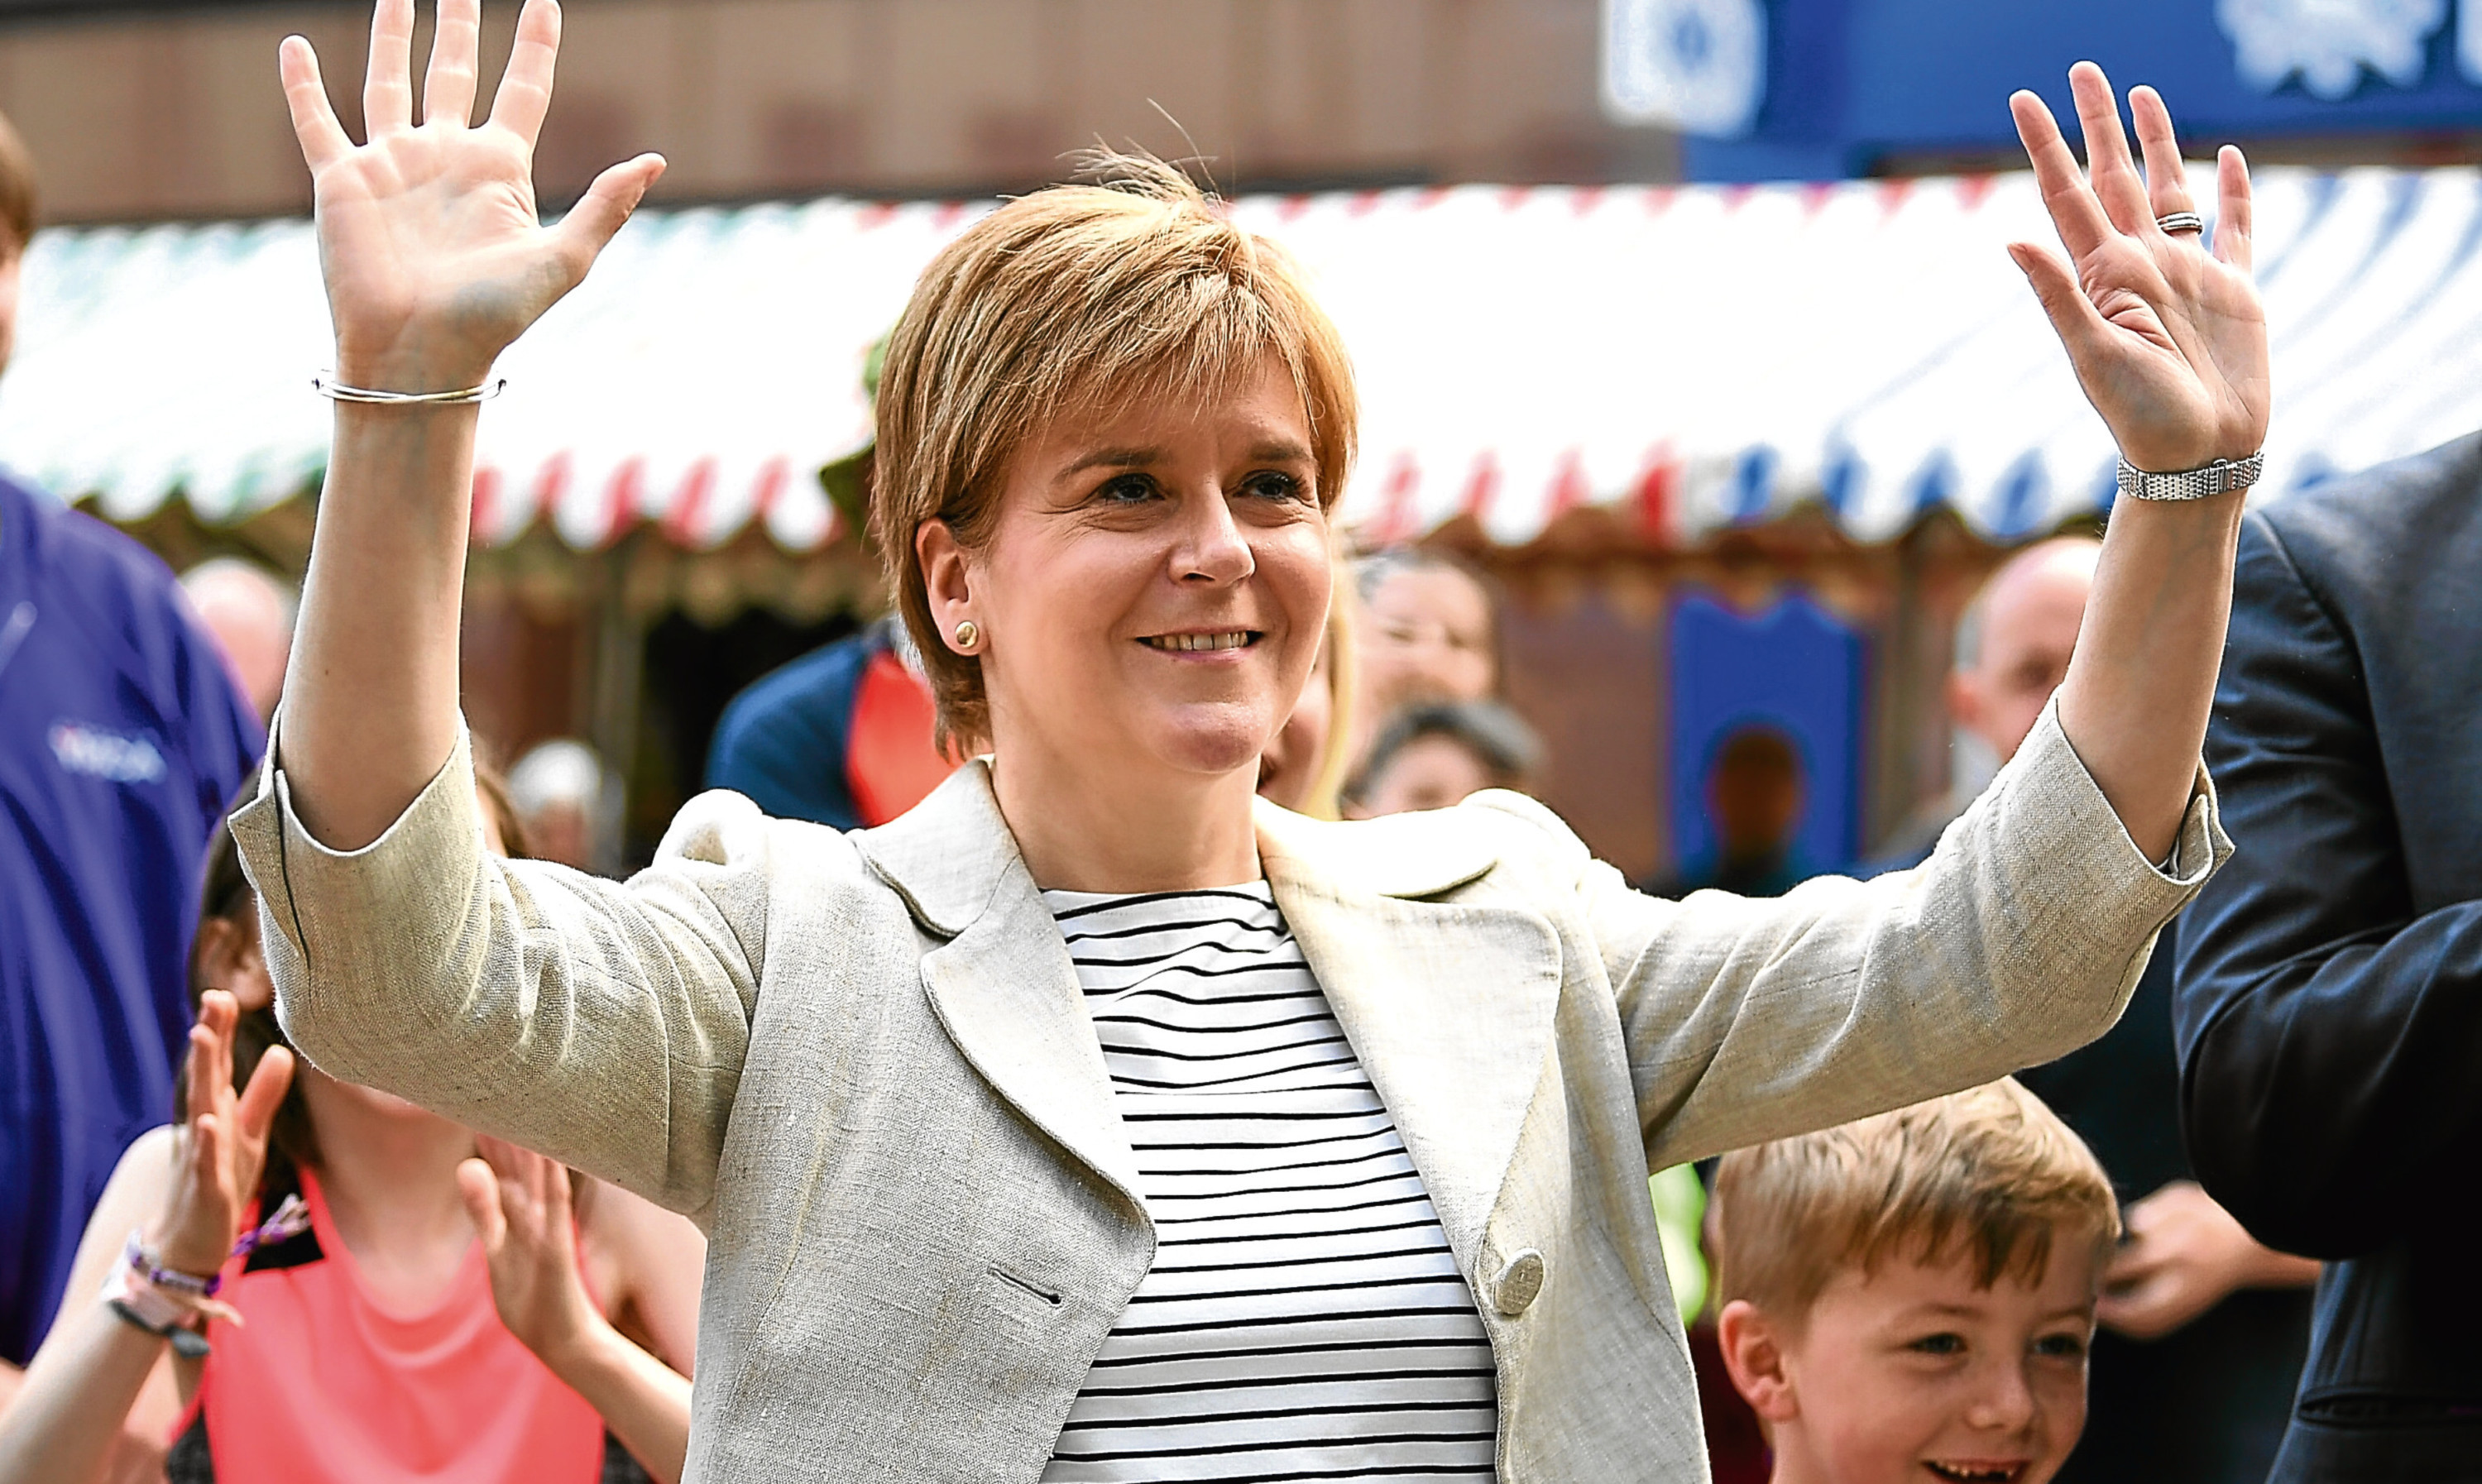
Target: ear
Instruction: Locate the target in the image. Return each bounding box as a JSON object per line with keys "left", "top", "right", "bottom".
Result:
{"left": 915, "top": 518, "right": 977, "bottom": 657}
{"left": 196, "top": 914, "right": 276, "bottom": 1016}
{"left": 1716, "top": 1299, "right": 1802, "bottom": 1423}
{"left": 1947, "top": 668, "right": 1984, "bottom": 737}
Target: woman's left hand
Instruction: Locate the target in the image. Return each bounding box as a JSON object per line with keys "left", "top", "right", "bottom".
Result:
{"left": 458, "top": 1135, "right": 603, "bottom": 1372}
{"left": 2010, "top": 63, "right": 2269, "bottom": 474}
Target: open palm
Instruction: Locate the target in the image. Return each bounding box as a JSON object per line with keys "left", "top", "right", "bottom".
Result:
{"left": 2010, "top": 64, "right": 2270, "bottom": 474}
{"left": 280, "top": 0, "right": 664, "bottom": 391}
{"left": 151, "top": 992, "right": 295, "bottom": 1277}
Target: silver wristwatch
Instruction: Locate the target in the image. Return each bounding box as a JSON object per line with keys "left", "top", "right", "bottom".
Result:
{"left": 2115, "top": 451, "right": 2264, "bottom": 501}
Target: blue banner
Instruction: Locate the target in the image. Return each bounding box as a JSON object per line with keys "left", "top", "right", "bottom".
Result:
{"left": 1600, "top": 0, "right": 2482, "bottom": 180}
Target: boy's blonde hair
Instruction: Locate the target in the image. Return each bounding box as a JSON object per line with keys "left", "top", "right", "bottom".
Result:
{"left": 1712, "top": 1079, "right": 2119, "bottom": 1323}
{"left": 870, "top": 152, "right": 1358, "bottom": 752}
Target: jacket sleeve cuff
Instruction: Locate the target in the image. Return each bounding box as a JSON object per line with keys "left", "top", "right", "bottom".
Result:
{"left": 1986, "top": 693, "right": 2229, "bottom": 927}
{"left": 228, "top": 711, "right": 483, "bottom": 1007}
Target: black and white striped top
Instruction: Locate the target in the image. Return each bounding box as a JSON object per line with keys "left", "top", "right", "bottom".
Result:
{"left": 1038, "top": 883, "right": 1499, "bottom": 1483}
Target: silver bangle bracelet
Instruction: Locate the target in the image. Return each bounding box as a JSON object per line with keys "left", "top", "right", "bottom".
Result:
{"left": 312, "top": 371, "right": 506, "bottom": 405}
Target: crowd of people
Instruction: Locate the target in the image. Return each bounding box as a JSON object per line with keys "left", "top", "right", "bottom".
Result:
{"left": 0, "top": 2, "right": 2475, "bottom": 1482}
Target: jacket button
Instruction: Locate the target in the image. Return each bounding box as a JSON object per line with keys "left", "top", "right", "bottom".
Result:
{"left": 1493, "top": 1249, "right": 1545, "bottom": 1317}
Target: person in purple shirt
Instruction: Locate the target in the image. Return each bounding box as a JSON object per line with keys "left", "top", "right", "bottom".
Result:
{"left": 0, "top": 108, "right": 262, "bottom": 1403}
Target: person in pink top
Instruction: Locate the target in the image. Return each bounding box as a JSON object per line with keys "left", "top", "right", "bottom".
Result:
{"left": 0, "top": 774, "right": 704, "bottom": 1484}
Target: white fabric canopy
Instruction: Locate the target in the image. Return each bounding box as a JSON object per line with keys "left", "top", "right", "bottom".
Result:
{"left": 3, "top": 165, "right": 2475, "bottom": 552}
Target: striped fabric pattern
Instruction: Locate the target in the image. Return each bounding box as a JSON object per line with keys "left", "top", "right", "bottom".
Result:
{"left": 1038, "top": 884, "right": 1498, "bottom": 1483}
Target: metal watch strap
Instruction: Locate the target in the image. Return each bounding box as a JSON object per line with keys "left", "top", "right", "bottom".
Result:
{"left": 2115, "top": 451, "right": 2264, "bottom": 501}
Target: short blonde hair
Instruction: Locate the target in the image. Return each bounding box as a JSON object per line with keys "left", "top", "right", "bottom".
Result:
{"left": 869, "top": 153, "right": 1358, "bottom": 750}
{"left": 1712, "top": 1079, "right": 2118, "bottom": 1323}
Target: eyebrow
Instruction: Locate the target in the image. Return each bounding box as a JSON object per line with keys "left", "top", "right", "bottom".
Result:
{"left": 1248, "top": 438, "right": 1316, "bottom": 465}
{"left": 1055, "top": 446, "right": 1165, "bottom": 481}
{"left": 1895, "top": 1302, "right": 2095, "bottom": 1324}
{"left": 1906, "top": 1304, "right": 1986, "bottom": 1320}
{"left": 1052, "top": 438, "right": 1316, "bottom": 483}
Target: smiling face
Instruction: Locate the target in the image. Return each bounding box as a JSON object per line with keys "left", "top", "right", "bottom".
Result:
{"left": 1726, "top": 1243, "right": 2101, "bottom": 1484}
{"left": 919, "top": 354, "right": 1332, "bottom": 792}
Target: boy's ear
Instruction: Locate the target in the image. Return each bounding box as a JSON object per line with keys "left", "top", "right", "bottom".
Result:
{"left": 1717, "top": 1299, "right": 1801, "bottom": 1423}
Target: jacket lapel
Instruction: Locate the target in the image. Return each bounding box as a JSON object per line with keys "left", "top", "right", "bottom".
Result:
{"left": 1258, "top": 802, "right": 1564, "bottom": 1266}
{"left": 856, "top": 764, "right": 1148, "bottom": 1218}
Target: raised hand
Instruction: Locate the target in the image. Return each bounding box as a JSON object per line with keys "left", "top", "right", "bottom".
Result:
{"left": 279, "top": 0, "right": 664, "bottom": 392}
{"left": 149, "top": 991, "right": 295, "bottom": 1277}
{"left": 458, "top": 1135, "right": 601, "bottom": 1369}
{"left": 2010, "top": 63, "right": 2269, "bottom": 474}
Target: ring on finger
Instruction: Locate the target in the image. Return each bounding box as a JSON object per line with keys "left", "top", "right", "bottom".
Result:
{"left": 2156, "top": 210, "right": 2205, "bottom": 235}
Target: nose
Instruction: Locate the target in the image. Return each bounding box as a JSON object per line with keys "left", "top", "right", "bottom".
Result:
{"left": 1962, "top": 1359, "right": 2039, "bottom": 1434}
{"left": 1172, "top": 485, "right": 1255, "bottom": 586}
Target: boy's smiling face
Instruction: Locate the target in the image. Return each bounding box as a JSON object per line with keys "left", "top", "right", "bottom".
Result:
{"left": 1721, "top": 1238, "right": 2102, "bottom": 1484}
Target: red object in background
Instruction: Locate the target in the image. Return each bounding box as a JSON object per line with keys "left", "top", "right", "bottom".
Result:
{"left": 846, "top": 650, "right": 958, "bottom": 826}
{"left": 1689, "top": 1319, "right": 1772, "bottom": 1484}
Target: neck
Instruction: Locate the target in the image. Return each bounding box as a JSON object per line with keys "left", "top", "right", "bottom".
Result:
{"left": 1765, "top": 1428, "right": 1825, "bottom": 1484}
{"left": 297, "top": 1070, "right": 477, "bottom": 1249}
{"left": 989, "top": 744, "right": 1263, "bottom": 893}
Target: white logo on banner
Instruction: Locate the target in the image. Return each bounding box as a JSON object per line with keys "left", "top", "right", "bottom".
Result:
{"left": 1601, "top": 0, "right": 1768, "bottom": 137}
{"left": 2217, "top": 0, "right": 2449, "bottom": 99}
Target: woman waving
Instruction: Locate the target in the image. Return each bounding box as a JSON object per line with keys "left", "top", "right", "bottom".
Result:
{"left": 243, "top": 1, "right": 2264, "bottom": 1477}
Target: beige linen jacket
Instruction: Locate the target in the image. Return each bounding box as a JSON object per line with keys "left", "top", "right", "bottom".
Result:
{"left": 232, "top": 698, "right": 2225, "bottom": 1483}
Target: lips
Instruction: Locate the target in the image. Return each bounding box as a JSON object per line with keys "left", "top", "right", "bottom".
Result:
{"left": 1924, "top": 1462, "right": 2025, "bottom": 1482}
{"left": 1140, "top": 630, "right": 1258, "bottom": 652}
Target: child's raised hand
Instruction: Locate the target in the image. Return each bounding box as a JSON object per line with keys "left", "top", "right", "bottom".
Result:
{"left": 147, "top": 991, "right": 295, "bottom": 1278}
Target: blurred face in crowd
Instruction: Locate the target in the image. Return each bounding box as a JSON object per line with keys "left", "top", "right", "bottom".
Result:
{"left": 525, "top": 802, "right": 594, "bottom": 872}
{"left": 1723, "top": 1242, "right": 2100, "bottom": 1484}
{"left": 181, "top": 562, "right": 294, "bottom": 722}
{"left": 925, "top": 355, "right": 1331, "bottom": 788}
{"left": 1359, "top": 564, "right": 1495, "bottom": 714}
{"left": 1354, "top": 734, "right": 1495, "bottom": 817}
{"left": 1709, "top": 734, "right": 1804, "bottom": 860}
{"left": 1949, "top": 541, "right": 2099, "bottom": 765}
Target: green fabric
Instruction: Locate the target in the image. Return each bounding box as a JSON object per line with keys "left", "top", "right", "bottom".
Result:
{"left": 1651, "top": 1164, "right": 1708, "bottom": 1324}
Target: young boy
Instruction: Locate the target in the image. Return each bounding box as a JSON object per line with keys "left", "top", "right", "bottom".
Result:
{"left": 1711, "top": 1079, "right": 2120, "bottom": 1484}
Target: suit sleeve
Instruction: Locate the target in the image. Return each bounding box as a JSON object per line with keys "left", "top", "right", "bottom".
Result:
{"left": 1471, "top": 698, "right": 2227, "bottom": 1170}
{"left": 231, "top": 715, "right": 772, "bottom": 1226}
{"left": 2173, "top": 512, "right": 2482, "bottom": 1260}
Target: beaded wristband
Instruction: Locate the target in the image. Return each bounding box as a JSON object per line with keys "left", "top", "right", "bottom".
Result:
{"left": 122, "top": 1194, "right": 312, "bottom": 1300}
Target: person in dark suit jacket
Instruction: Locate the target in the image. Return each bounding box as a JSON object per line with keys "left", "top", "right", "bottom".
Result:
{"left": 2176, "top": 430, "right": 2482, "bottom": 1482}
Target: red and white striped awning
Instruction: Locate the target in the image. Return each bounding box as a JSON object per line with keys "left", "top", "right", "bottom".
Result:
{"left": 4, "top": 166, "right": 2477, "bottom": 551}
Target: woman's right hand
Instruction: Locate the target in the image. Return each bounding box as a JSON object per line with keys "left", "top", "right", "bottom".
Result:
{"left": 147, "top": 992, "right": 295, "bottom": 1278}
{"left": 278, "top": 0, "right": 664, "bottom": 392}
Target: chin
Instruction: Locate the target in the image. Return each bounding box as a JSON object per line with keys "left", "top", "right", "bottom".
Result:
{"left": 1150, "top": 704, "right": 1280, "bottom": 778}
